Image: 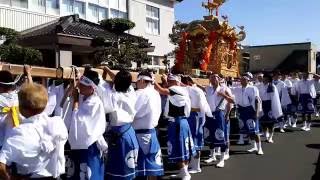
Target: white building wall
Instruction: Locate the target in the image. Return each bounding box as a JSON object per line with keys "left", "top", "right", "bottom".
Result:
{"left": 0, "top": 0, "right": 177, "bottom": 63}
{"left": 128, "top": 0, "right": 175, "bottom": 57}
{"left": 0, "top": 5, "right": 58, "bottom": 31}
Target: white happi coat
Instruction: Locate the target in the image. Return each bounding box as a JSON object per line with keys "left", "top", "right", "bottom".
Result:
{"left": 273, "top": 80, "right": 292, "bottom": 107}
{"left": 0, "top": 113, "right": 68, "bottom": 178}
{"left": 69, "top": 94, "right": 106, "bottom": 150}
{"left": 296, "top": 79, "right": 317, "bottom": 98}
{"left": 49, "top": 83, "right": 65, "bottom": 117}
{"left": 163, "top": 86, "right": 191, "bottom": 118}
{"left": 187, "top": 85, "right": 212, "bottom": 118}
{"left": 0, "top": 91, "right": 19, "bottom": 147}
{"left": 290, "top": 78, "right": 300, "bottom": 96}
{"left": 231, "top": 85, "right": 261, "bottom": 112}
{"left": 205, "top": 85, "right": 231, "bottom": 112}
{"left": 44, "top": 85, "right": 57, "bottom": 116}
{"left": 100, "top": 81, "right": 137, "bottom": 126}
{"left": 258, "top": 83, "right": 283, "bottom": 119}
{"left": 133, "top": 85, "right": 161, "bottom": 130}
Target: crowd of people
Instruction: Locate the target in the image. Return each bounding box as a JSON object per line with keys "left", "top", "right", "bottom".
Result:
{"left": 0, "top": 64, "right": 319, "bottom": 180}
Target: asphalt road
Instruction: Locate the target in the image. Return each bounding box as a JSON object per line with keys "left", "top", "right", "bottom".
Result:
{"left": 158, "top": 120, "right": 320, "bottom": 180}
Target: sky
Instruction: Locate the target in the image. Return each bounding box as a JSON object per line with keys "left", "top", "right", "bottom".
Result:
{"left": 175, "top": 0, "right": 320, "bottom": 49}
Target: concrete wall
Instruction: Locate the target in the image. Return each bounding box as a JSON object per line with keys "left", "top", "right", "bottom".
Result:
{"left": 249, "top": 42, "right": 317, "bottom": 73}
{"left": 128, "top": 0, "right": 175, "bottom": 57}
{"left": 310, "top": 43, "right": 318, "bottom": 73}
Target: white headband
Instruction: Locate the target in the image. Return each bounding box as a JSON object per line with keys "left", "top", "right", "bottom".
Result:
{"left": 79, "top": 76, "right": 97, "bottom": 89}
{"left": 168, "top": 74, "right": 181, "bottom": 82}
{"left": 0, "top": 74, "right": 22, "bottom": 85}
{"left": 137, "top": 75, "right": 154, "bottom": 82}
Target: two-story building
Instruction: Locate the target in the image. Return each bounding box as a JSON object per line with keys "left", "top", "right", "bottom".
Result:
{"left": 0, "top": 0, "right": 182, "bottom": 69}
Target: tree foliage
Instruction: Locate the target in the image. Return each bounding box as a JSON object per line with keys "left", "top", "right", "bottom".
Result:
{"left": 0, "top": 44, "right": 42, "bottom": 65}
{"left": 167, "top": 21, "right": 189, "bottom": 68}
{"left": 93, "top": 36, "right": 151, "bottom": 69}
{"left": 0, "top": 27, "right": 19, "bottom": 45}
{"left": 169, "top": 21, "right": 189, "bottom": 45}
{"left": 93, "top": 18, "right": 151, "bottom": 69}
{"left": 0, "top": 27, "right": 42, "bottom": 65}
{"left": 100, "top": 18, "right": 135, "bottom": 34}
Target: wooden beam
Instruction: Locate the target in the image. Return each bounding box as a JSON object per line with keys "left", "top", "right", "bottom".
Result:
{"left": 0, "top": 64, "right": 210, "bottom": 86}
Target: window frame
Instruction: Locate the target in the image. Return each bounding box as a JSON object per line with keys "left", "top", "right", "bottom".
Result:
{"left": 146, "top": 5, "right": 160, "bottom": 35}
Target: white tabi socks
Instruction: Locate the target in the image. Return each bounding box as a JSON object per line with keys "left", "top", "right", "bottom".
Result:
{"left": 237, "top": 134, "right": 245, "bottom": 145}
{"left": 189, "top": 156, "right": 201, "bottom": 174}
{"left": 204, "top": 149, "right": 217, "bottom": 163}
{"left": 224, "top": 148, "right": 230, "bottom": 160}
{"left": 172, "top": 166, "right": 191, "bottom": 180}
{"left": 280, "top": 122, "right": 285, "bottom": 133}
{"left": 265, "top": 131, "right": 270, "bottom": 140}
{"left": 257, "top": 141, "right": 264, "bottom": 155}
{"left": 216, "top": 153, "right": 225, "bottom": 168}
{"left": 248, "top": 140, "right": 263, "bottom": 155}
{"left": 292, "top": 118, "right": 297, "bottom": 127}
{"left": 301, "top": 121, "right": 307, "bottom": 131}
{"left": 181, "top": 166, "right": 191, "bottom": 180}
{"left": 267, "top": 131, "right": 274, "bottom": 143}
{"left": 306, "top": 122, "right": 311, "bottom": 131}
{"left": 247, "top": 140, "right": 258, "bottom": 152}
{"left": 287, "top": 117, "right": 292, "bottom": 127}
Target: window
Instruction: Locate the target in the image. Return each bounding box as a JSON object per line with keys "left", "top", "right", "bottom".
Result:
{"left": 0, "top": 0, "right": 10, "bottom": 5}
{"left": 46, "top": 0, "right": 59, "bottom": 15}
{"left": 99, "top": 0, "right": 108, "bottom": 7}
{"left": 146, "top": 5, "right": 160, "bottom": 35}
{"left": 11, "top": 0, "right": 28, "bottom": 8}
{"left": 61, "top": 0, "right": 73, "bottom": 15}
{"left": 110, "top": 9, "right": 127, "bottom": 19}
{"left": 88, "top": 4, "right": 107, "bottom": 23}
{"left": 29, "top": 0, "right": 45, "bottom": 12}
{"left": 88, "top": 4, "right": 99, "bottom": 23}
{"left": 152, "top": 56, "right": 160, "bottom": 65}
{"left": 74, "top": 1, "right": 85, "bottom": 17}
{"left": 98, "top": 7, "right": 107, "bottom": 21}
{"left": 109, "top": 0, "right": 127, "bottom": 18}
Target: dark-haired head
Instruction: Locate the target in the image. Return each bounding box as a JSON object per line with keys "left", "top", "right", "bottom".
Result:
{"left": 181, "top": 76, "right": 188, "bottom": 85}
{"left": 263, "top": 74, "right": 273, "bottom": 84}
{"left": 0, "top": 70, "right": 15, "bottom": 93}
{"left": 114, "top": 69, "right": 132, "bottom": 93}
{"left": 136, "top": 70, "right": 153, "bottom": 89}
{"left": 83, "top": 69, "right": 100, "bottom": 85}
{"left": 181, "top": 75, "right": 194, "bottom": 86}
{"left": 138, "top": 70, "right": 152, "bottom": 80}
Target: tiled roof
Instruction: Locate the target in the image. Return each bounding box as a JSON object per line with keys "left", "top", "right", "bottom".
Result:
{"left": 19, "top": 15, "right": 147, "bottom": 43}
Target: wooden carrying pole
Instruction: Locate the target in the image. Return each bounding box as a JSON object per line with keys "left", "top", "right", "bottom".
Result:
{"left": 0, "top": 64, "right": 210, "bottom": 86}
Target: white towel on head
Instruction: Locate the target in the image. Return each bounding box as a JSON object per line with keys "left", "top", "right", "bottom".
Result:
{"left": 164, "top": 86, "right": 191, "bottom": 118}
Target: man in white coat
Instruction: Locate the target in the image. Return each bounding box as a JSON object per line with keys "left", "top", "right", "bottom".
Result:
{"left": 0, "top": 83, "right": 68, "bottom": 179}
{"left": 133, "top": 70, "right": 164, "bottom": 179}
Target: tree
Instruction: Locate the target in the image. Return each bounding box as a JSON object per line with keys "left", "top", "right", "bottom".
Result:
{"left": 92, "top": 18, "right": 151, "bottom": 69}
{"left": 0, "top": 27, "right": 42, "bottom": 65}
{"left": 167, "top": 21, "right": 189, "bottom": 71}
{"left": 169, "top": 21, "right": 189, "bottom": 45}
{"left": 100, "top": 18, "right": 135, "bottom": 35}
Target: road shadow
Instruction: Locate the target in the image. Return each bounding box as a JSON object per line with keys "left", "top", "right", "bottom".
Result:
{"left": 311, "top": 151, "right": 320, "bottom": 180}
{"left": 306, "top": 144, "right": 320, "bottom": 150}
{"left": 311, "top": 123, "right": 320, "bottom": 128}
{"left": 230, "top": 150, "right": 252, "bottom": 156}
